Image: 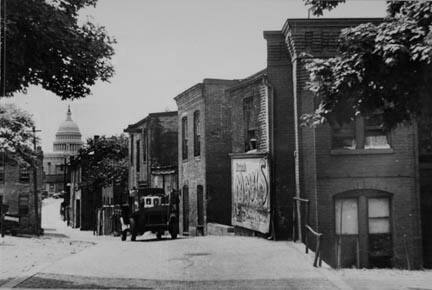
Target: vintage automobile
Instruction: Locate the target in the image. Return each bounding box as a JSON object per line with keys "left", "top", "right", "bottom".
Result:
{"left": 121, "top": 188, "right": 179, "bottom": 241}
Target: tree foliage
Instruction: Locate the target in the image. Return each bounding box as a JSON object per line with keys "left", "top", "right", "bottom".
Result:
{"left": 303, "top": 0, "right": 345, "bottom": 16}
{"left": 76, "top": 134, "right": 128, "bottom": 190}
{"left": 301, "top": 1, "right": 432, "bottom": 130}
{"left": 0, "top": 103, "right": 38, "bottom": 164}
{"left": 1, "top": 0, "right": 115, "bottom": 99}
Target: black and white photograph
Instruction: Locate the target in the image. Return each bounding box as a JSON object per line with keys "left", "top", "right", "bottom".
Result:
{"left": 1, "top": 0, "right": 432, "bottom": 289}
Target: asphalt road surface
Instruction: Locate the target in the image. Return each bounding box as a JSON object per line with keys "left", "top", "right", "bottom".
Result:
{"left": 1, "top": 199, "right": 350, "bottom": 289}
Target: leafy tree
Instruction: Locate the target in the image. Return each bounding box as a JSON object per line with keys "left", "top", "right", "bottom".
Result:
{"left": 0, "top": 103, "right": 38, "bottom": 164}
{"left": 76, "top": 135, "right": 128, "bottom": 191}
{"left": 0, "top": 0, "right": 115, "bottom": 99}
{"left": 301, "top": 1, "right": 432, "bottom": 130}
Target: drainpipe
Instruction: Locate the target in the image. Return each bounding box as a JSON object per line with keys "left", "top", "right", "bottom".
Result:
{"left": 292, "top": 56, "right": 303, "bottom": 242}
{"left": 263, "top": 77, "right": 276, "bottom": 240}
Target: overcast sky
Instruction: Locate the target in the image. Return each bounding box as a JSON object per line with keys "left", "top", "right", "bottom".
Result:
{"left": 7, "top": 0, "right": 387, "bottom": 152}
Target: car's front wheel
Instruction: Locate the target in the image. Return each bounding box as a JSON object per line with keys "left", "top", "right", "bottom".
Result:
{"left": 129, "top": 218, "right": 137, "bottom": 241}
{"left": 121, "top": 230, "right": 127, "bottom": 241}
{"left": 169, "top": 218, "right": 178, "bottom": 239}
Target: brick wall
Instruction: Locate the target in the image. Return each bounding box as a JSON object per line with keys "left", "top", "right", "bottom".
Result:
{"left": 175, "top": 79, "right": 238, "bottom": 235}
{"left": 204, "top": 79, "right": 239, "bottom": 226}
{"left": 264, "top": 31, "right": 296, "bottom": 239}
{"left": 176, "top": 84, "right": 206, "bottom": 235}
{"left": 229, "top": 73, "right": 269, "bottom": 154}
{"left": 282, "top": 18, "right": 422, "bottom": 269}
{"left": 0, "top": 153, "right": 44, "bottom": 234}
{"left": 125, "top": 112, "right": 178, "bottom": 191}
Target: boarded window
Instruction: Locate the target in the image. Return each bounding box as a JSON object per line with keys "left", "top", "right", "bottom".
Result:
{"left": 193, "top": 111, "right": 201, "bottom": 157}
{"left": 182, "top": 117, "right": 188, "bottom": 160}
{"left": 335, "top": 198, "right": 358, "bottom": 235}
{"left": 130, "top": 134, "right": 134, "bottom": 165}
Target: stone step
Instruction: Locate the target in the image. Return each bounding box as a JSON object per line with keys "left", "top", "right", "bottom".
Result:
{"left": 207, "top": 223, "right": 235, "bottom": 236}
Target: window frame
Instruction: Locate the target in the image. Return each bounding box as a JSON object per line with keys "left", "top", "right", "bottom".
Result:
{"left": 136, "top": 139, "right": 140, "bottom": 172}
{"left": 243, "top": 96, "right": 258, "bottom": 152}
{"left": 193, "top": 110, "right": 201, "bottom": 157}
{"left": 19, "top": 166, "right": 30, "bottom": 183}
{"left": 182, "top": 116, "right": 188, "bottom": 160}
{"left": 331, "top": 115, "right": 391, "bottom": 152}
{"left": 143, "top": 130, "right": 148, "bottom": 162}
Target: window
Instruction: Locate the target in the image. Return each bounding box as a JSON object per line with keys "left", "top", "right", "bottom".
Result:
{"left": 182, "top": 117, "right": 188, "bottom": 160}
{"left": 18, "top": 195, "right": 29, "bottom": 215}
{"left": 0, "top": 152, "right": 4, "bottom": 183}
{"left": 19, "top": 166, "right": 30, "bottom": 183}
{"left": 331, "top": 114, "right": 390, "bottom": 150}
{"left": 335, "top": 198, "right": 358, "bottom": 235}
{"left": 136, "top": 139, "right": 140, "bottom": 172}
{"left": 368, "top": 198, "right": 390, "bottom": 234}
{"left": 143, "top": 130, "right": 148, "bottom": 162}
{"left": 364, "top": 115, "right": 390, "bottom": 149}
{"left": 332, "top": 121, "right": 356, "bottom": 150}
{"left": 130, "top": 134, "right": 134, "bottom": 165}
{"left": 193, "top": 111, "right": 201, "bottom": 156}
{"left": 243, "top": 96, "right": 258, "bottom": 152}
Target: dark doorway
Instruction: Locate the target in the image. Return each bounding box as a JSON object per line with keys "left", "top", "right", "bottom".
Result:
{"left": 182, "top": 185, "right": 189, "bottom": 235}
{"left": 76, "top": 199, "right": 81, "bottom": 228}
{"left": 335, "top": 192, "right": 393, "bottom": 268}
{"left": 197, "top": 185, "right": 204, "bottom": 235}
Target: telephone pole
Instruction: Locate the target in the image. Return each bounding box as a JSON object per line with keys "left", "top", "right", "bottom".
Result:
{"left": 32, "top": 126, "right": 41, "bottom": 236}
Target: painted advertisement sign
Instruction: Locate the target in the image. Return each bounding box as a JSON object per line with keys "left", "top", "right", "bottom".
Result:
{"left": 231, "top": 155, "right": 270, "bottom": 233}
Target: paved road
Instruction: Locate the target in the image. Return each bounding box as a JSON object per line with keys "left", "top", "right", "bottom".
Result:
{"left": 3, "top": 199, "right": 350, "bottom": 289}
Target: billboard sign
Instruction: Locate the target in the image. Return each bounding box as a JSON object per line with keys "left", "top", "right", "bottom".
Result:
{"left": 231, "top": 155, "right": 270, "bottom": 233}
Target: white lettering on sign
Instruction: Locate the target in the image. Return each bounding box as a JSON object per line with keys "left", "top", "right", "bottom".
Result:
{"left": 231, "top": 156, "right": 270, "bottom": 233}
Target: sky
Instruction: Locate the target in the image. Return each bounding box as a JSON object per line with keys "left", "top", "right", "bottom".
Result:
{"left": 6, "top": 0, "right": 387, "bottom": 152}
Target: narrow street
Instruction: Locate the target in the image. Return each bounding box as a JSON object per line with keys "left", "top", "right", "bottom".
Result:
{"left": 1, "top": 199, "right": 431, "bottom": 289}
{"left": 0, "top": 198, "right": 345, "bottom": 289}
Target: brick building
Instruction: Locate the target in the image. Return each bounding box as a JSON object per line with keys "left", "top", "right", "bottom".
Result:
{"left": 124, "top": 111, "right": 178, "bottom": 195}
{"left": 419, "top": 95, "right": 432, "bottom": 268}
{"left": 0, "top": 150, "right": 44, "bottom": 234}
{"left": 68, "top": 155, "right": 102, "bottom": 231}
{"left": 174, "top": 79, "right": 239, "bottom": 236}
{"left": 229, "top": 69, "right": 294, "bottom": 239}
{"left": 261, "top": 18, "right": 422, "bottom": 269}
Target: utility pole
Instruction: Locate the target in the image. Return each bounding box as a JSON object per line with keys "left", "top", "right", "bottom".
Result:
{"left": 32, "top": 126, "right": 41, "bottom": 236}
{"left": 1, "top": 0, "right": 6, "bottom": 97}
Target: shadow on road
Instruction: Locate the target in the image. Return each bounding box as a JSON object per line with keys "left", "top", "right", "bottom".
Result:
{"left": 130, "top": 236, "right": 185, "bottom": 243}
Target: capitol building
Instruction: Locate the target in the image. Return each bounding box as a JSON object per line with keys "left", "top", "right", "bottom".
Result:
{"left": 43, "top": 106, "right": 83, "bottom": 193}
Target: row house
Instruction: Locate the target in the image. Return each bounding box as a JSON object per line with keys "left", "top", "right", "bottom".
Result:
{"left": 268, "top": 18, "right": 422, "bottom": 269}
{"left": 222, "top": 17, "right": 424, "bottom": 269}
{"left": 419, "top": 94, "right": 432, "bottom": 267}
{"left": 68, "top": 154, "right": 102, "bottom": 230}
{"left": 174, "top": 79, "right": 239, "bottom": 236}
{"left": 124, "top": 111, "right": 178, "bottom": 197}
{"left": 0, "top": 150, "right": 44, "bottom": 234}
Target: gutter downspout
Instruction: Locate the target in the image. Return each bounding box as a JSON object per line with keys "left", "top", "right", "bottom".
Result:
{"left": 292, "top": 56, "right": 303, "bottom": 242}
{"left": 263, "top": 77, "right": 275, "bottom": 240}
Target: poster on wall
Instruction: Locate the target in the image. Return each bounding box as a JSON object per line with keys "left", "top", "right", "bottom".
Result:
{"left": 231, "top": 154, "right": 270, "bottom": 233}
